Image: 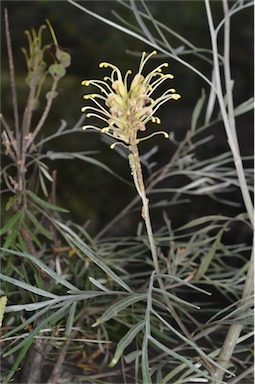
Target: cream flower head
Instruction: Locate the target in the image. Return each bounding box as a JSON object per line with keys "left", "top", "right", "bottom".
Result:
{"left": 81, "top": 51, "right": 180, "bottom": 149}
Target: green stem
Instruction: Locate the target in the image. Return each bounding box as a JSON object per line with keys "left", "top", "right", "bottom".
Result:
{"left": 129, "top": 132, "right": 214, "bottom": 373}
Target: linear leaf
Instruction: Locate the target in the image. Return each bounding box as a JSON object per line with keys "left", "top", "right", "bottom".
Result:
{"left": 234, "top": 97, "right": 254, "bottom": 117}
{"left": 1, "top": 248, "right": 79, "bottom": 292}
{"left": 2, "top": 222, "right": 20, "bottom": 248}
{"left": 5, "top": 194, "right": 22, "bottom": 211}
{"left": 89, "top": 276, "right": 110, "bottom": 292}
{"left": 191, "top": 89, "right": 206, "bottom": 132}
{"left": 152, "top": 288, "right": 200, "bottom": 309}
{"left": 3, "top": 304, "right": 53, "bottom": 339}
{"left": 27, "top": 190, "right": 69, "bottom": 212}
{"left": 3, "top": 302, "right": 70, "bottom": 357}
{"left": 149, "top": 336, "right": 213, "bottom": 381}
{"left": 124, "top": 350, "right": 143, "bottom": 364}
{"left": 152, "top": 309, "right": 232, "bottom": 375}
{"left": 93, "top": 294, "right": 147, "bottom": 327}
{"left": 5, "top": 298, "right": 59, "bottom": 312}
{"left": 0, "top": 211, "right": 21, "bottom": 236}
{"left": 26, "top": 210, "right": 52, "bottom": 240}
{"left": 194, "top": 228, "right": 225, "bottom": 281}
{"left": 0, "top": 273, "right": 58, "bottom": 299}
{"left": 66, "top": 301, "right": 77, "bottom": 336}
{"left": 176, "top": 215, "right": 230, "bottom": 231}
{"left": 67, "top": 234, "right": 132, "bottom": 293}
{"left": 109, "top": 320, "right": 145, "bottom": 367}
{"left": 3, "top": 336, "right": 33, "bottom": 383}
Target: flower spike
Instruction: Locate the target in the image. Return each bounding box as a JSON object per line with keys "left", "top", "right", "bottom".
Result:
{"left": 81, "top": 51, "right": 180, "bottom": 148}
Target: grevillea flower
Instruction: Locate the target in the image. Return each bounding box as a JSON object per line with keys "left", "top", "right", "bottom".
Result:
{"left": 81, "top": 51, "right": 180, "bottom": 148}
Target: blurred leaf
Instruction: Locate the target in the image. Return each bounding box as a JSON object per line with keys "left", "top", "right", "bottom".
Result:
{"left": 0, "top": 211, "right": 22, "bottom": 236}
{"left": 27, "top": 190, "right": 69, "bottom": 212}
{"left": 66, "top": 233, "right": 133, "bottom": 293}
{"left": 194, "top": 228, "right": 225, "bottom": 281}
{"left": 5, "top": 194, "right": 22, "bottom": 211}
{"left": 66, "top": 301, "right": 77, "bottom": 336}
{"left": 5, "top": 298, "right": 58, "bottom": 312}
{"left": 93, "top": 294, "right": 147, "bottom": 327}
{"left": 0, "top": 248, "right": 79, "bottom": 292}
{"left": 152, "top": 287, "right": 200, "bottom": 309}
{"left": 234, "top": 97, "right": 254, "bottom": 117}
{"left": 2, "top": 222, "right": 20, "bottom": 248}
{"left": 0, "top": 273, "right": 58, "bottom": 299}
{"left": 191, "top": 89, "right": 206, "bottom": 132}
{"left": 3, "top": 302, "right": 70, "bottom": 357}
{"left": 3, "top": 337, "right": 32, "bottom": 384}
{"left": 124, "top": 349, "right": 142, "bottom": 364}
{"left": 109, "top": 320, "right": 145, "bottom": 367}
{"left": 150, "top": 335, "right": 213, "bottom": 381}
{"left": 26, "top": 210, "right": 52, "bottom": 240}
{"left": 89, "top": 276, "right": 110, "bottom": 292}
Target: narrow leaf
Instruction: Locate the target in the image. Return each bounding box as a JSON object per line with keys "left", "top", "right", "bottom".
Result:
{"left": 234, "top": 97, "right": 254, "bottom": 117}
{"left": 109, "top": 320, "right": 145, "bottom": 367}
{"left": 191, "top": 89, "right": 206, "bottom": 132}
{"left": 194, "top": 228, "right": 225, "bottom": 281}
{"left": 27, "top": 190, "right": 69, "bottom": 212}
{"left": 124, "top": 350, "right": 142, "bottom": 364}
{"left": 152, "top": 288, "right": 200, "bottom": 309}
{"left": 5, "top": 194, "right": 22, "bottom": 211}
{"left": 66, "top": 301, "right": 77, "bottom": 336}
{"left": 89, "top": 277, "right": 110, "bottom": 292}
{"left": 5, "top": 298, "right": 58, "bottom": 312}
{"left": 1, "top": 248, "right": 79, "bottom": 292}
{"left": 149, "top": 336, "right": 213, "bottom": 381}
{"left": 0, "top": 273, "right": 58, "bottom": 299}
{"left": 26, "top": 210, "right": 52, "bottom": 240}
{"left": 93, "top": 294, "right": 146, "bottom": 327}
{"left": 4, "top": 302, "right": 70, "bottom": 357}
{"left": 67, "top": 234, "right": 132, "bottom": 293}
{"left": 0, "top": 211, "right": 21, "bottom": 236}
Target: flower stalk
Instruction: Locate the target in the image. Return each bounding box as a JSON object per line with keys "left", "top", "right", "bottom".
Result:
{"left": 81, "top": 52, "right": 216, "bottom": 373}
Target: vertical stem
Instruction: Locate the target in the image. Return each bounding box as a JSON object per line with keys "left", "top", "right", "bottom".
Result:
{"left": 211, "top": 248, "right": 254, "bottom": 383}
{"left": 129, "top": 133, "right": 214, "bottom": 374}
{"left": 205, "top": 0, "right": 254, "bottom": 380}
{"left": 204, "top": 0, "right": 254, "bottom": 226}
{"left": 4, "top": 9, "right": 20, "bottom": 141}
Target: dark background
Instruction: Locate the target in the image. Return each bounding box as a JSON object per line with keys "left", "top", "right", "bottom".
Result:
{"left": 1, "top": 0, "right": 253, "bottom": 236}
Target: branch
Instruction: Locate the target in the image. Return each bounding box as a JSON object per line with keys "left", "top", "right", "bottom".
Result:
{"left": 4, "top": 8, "right": 20, "bottom": 142}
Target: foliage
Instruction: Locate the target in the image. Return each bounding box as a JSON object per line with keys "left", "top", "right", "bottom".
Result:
{"left": 1, "top": 1, "right": 254, "bottom": 384}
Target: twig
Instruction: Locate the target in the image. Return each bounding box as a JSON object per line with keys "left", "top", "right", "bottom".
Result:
{"left": 0, "top": 113, "right": 18, "bottom": 159}
{"left": 228, "top": 364, "right": 254, "bottom": 384}
{"left": 26, "top": 77, "right": 59, "bottom": 152}
{"left": 4, "top": 9, "right": 20, "bottom": 141}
